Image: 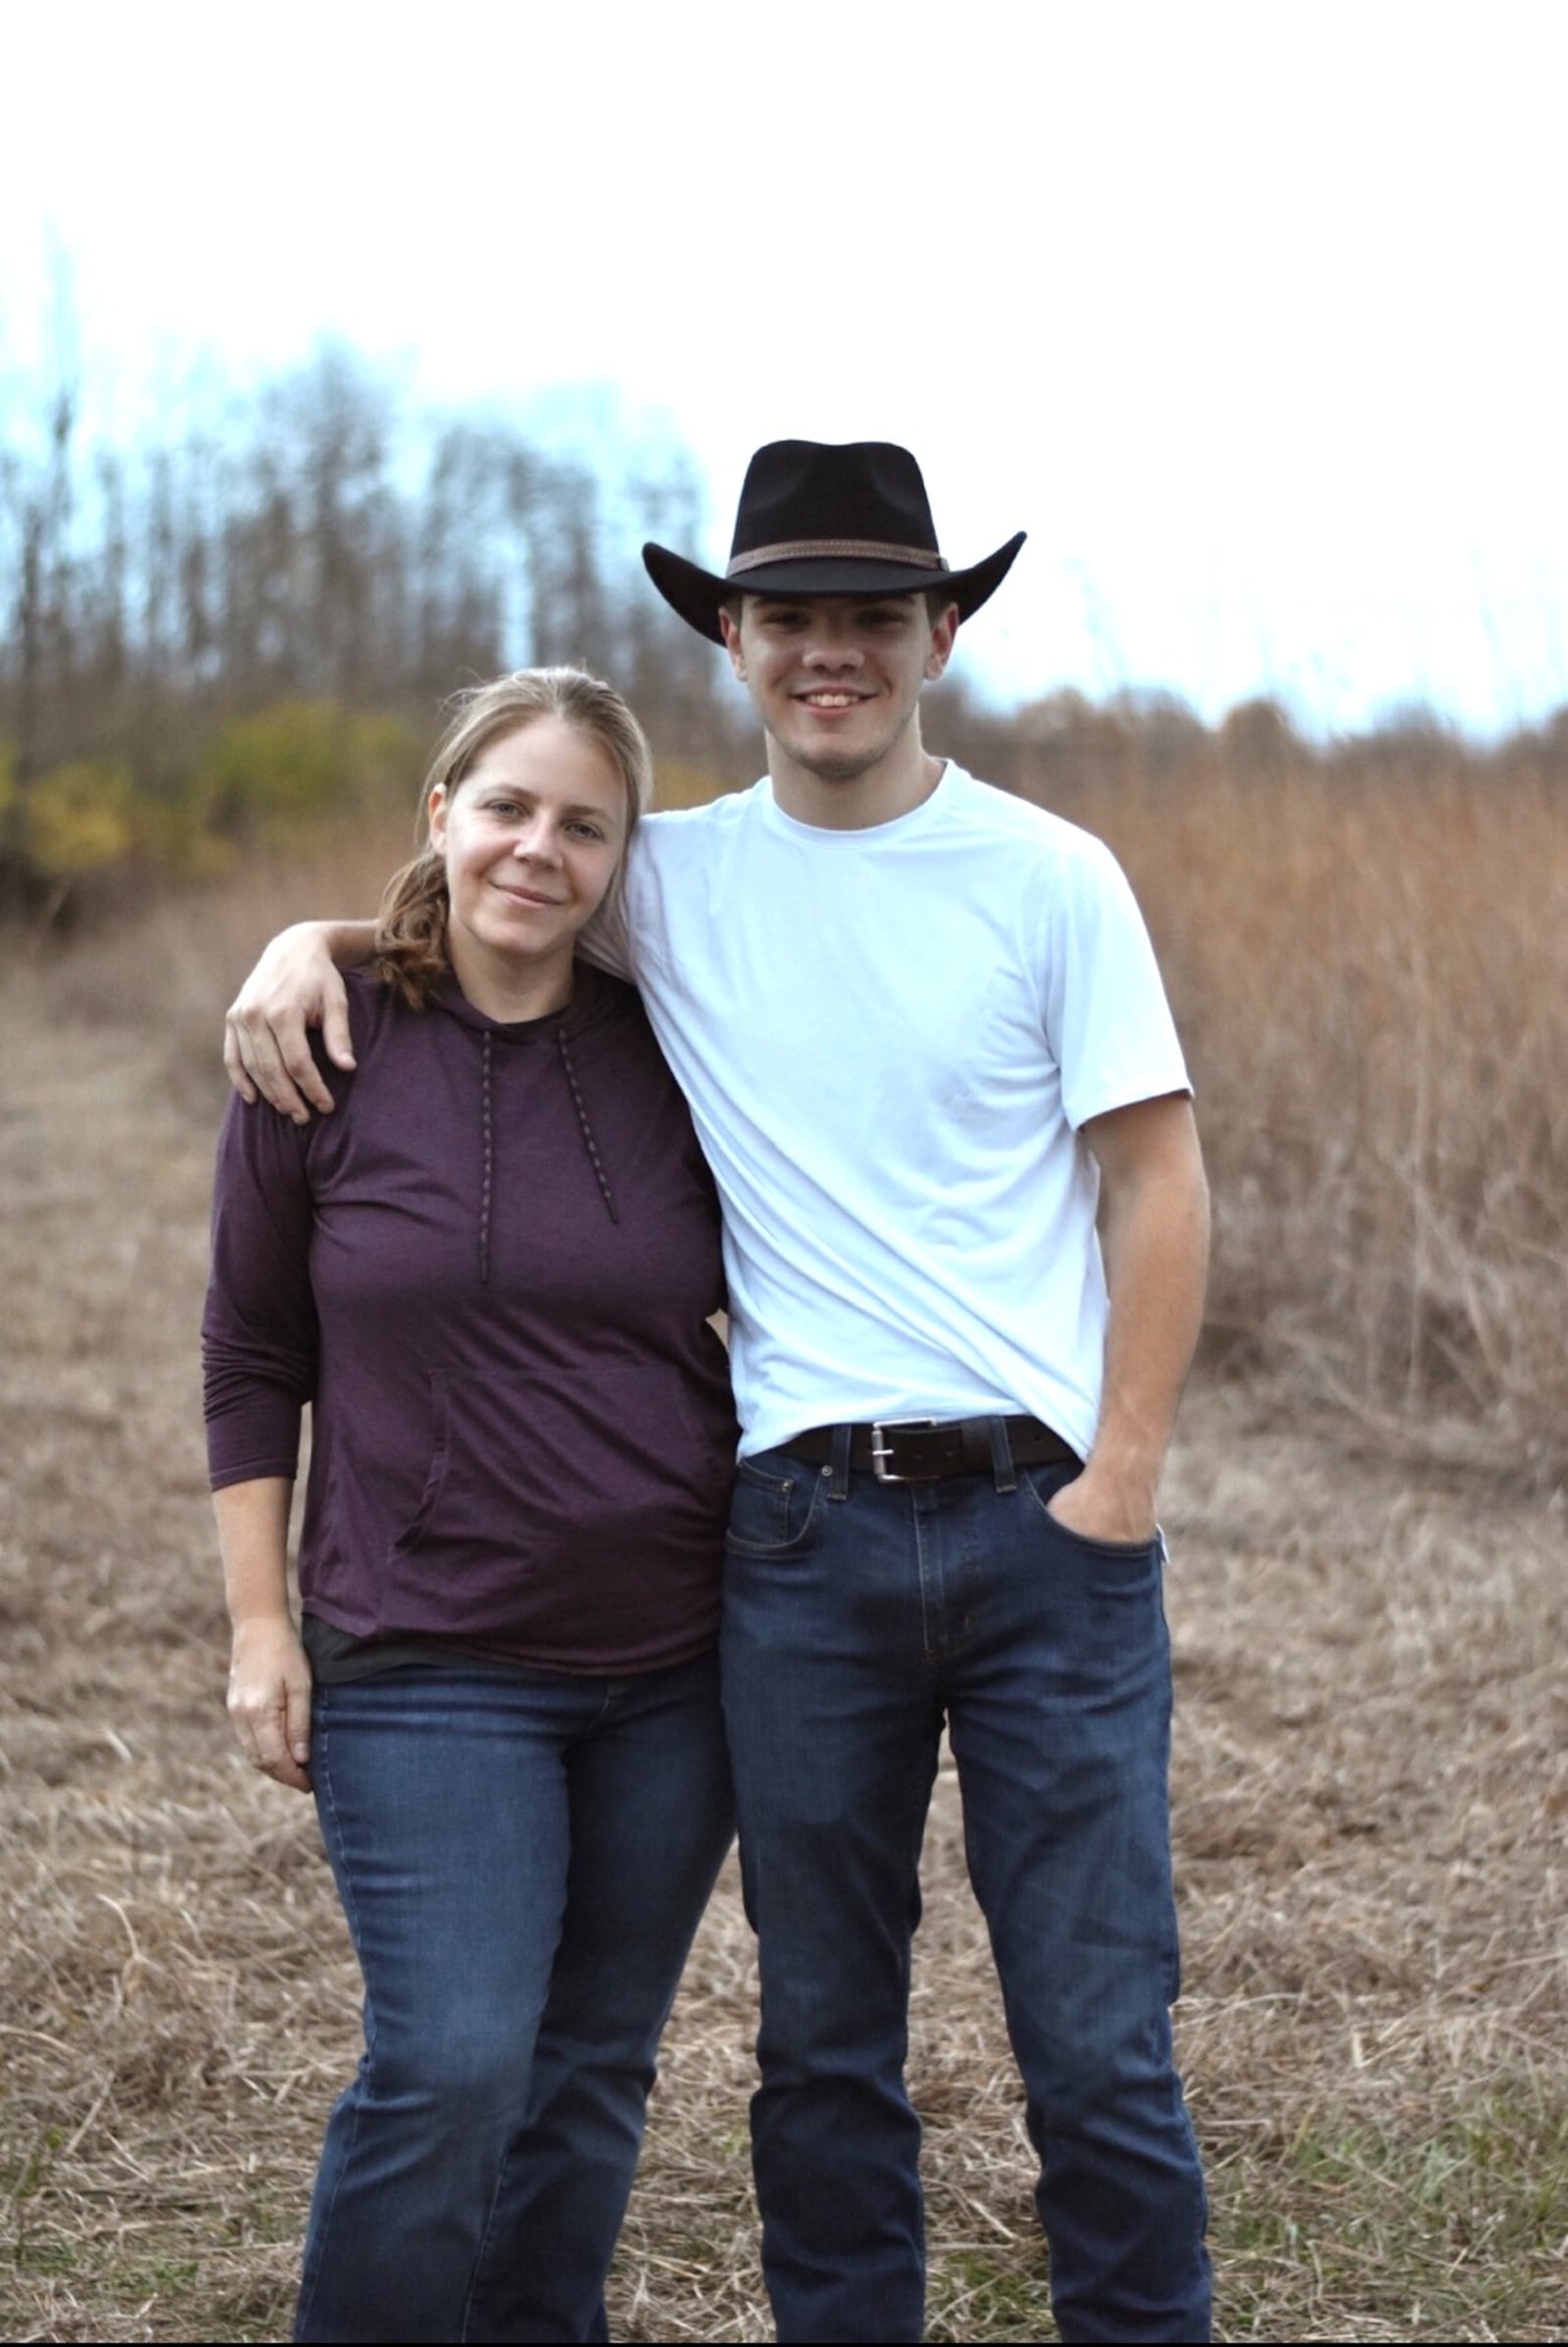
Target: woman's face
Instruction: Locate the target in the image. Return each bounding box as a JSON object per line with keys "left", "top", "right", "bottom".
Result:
{"left": 428, "top": 716, "right": 628, "bottom": 992}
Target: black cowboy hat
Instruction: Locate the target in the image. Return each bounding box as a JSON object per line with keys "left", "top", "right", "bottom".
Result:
{"left": 643, "top": 439, "right": 1025, "bottom": 644}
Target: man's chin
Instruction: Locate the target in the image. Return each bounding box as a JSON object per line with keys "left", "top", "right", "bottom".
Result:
{"left": 788, "top": 741, "right": 887, "bottom": 786}
{"left": 806, "top": 759, "right": 877, "bottom": 785}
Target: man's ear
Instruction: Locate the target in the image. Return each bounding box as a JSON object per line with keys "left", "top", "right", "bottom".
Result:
{"left": 924, "top": 603, "right": 959, "bottom": 682}
{"left": 717, "top": 607, "right": 748, "bottom": 681}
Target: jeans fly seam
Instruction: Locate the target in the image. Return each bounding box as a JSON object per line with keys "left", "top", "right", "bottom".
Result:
{"left": 913, "top": 1494, "right": 941, "bottom": 1665}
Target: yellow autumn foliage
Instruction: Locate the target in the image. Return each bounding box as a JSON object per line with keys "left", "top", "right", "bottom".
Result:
{"left": 26, "top": 758, "right": 139, "bottom": 877}
{"left": 194, "top": 702, "right": 419, "bottom": 844}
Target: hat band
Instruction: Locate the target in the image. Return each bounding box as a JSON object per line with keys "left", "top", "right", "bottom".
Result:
{"left": 726, "top": 537, "right": 949, "bottom": 578}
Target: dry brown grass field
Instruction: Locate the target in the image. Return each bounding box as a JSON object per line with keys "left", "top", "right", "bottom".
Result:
{"left": 2, "top": 757, "right": 1565, "bottom": 2342}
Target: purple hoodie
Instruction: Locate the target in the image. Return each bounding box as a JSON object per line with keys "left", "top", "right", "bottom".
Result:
{"left": 203, "top": 963, "right": 737, "bottom": 1675}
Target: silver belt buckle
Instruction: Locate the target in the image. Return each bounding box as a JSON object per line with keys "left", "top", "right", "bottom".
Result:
{"left": 870, "top": 1418, "right": 941, "bottom": 1484}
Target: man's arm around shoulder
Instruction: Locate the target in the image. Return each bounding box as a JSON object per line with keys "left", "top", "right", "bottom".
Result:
{"left": 223, "top": 920, "right": 377, "bottom": 1122}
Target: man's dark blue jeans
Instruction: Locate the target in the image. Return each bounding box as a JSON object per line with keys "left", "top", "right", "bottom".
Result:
{"left": 720, "top": 1436, "right": 1211, "bottom": 2344}
{"left": 294, "top": 1652, "right": 733, "bottom": 2343}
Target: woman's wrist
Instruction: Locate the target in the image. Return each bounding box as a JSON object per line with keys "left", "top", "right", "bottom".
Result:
{"left": 230, "top": 1607, "right": 300, "bottom": 1637}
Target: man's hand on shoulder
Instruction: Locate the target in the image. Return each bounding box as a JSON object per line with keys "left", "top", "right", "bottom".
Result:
{"left": 223, "top": 920, "right": 363, "bottom": 1122}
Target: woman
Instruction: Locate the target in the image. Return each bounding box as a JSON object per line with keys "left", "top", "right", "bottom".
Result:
{"left": 203, "top": 669, "right": 738, "bottom": 2343}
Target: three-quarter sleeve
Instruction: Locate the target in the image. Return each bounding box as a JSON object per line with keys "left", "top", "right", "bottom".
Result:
{"left": 203, "top": 1095, "right": 319, "bottom": 1491}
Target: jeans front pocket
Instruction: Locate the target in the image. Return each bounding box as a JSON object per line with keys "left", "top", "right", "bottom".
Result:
{"left": 725, "top": 1450, "right": 829, "bottom": 1556}
{"left": 1017, "top": 1463, "right": 1163, "bottom": 1564}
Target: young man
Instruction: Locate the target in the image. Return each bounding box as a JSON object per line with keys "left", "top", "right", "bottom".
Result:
{"left": 226, "top": 440, "right": 1212, "bottom": 2342}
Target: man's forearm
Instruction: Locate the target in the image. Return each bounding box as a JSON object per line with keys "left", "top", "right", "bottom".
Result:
{"left": 1065, "top": 1093, "right": 1209, "bottom": 1540}
{"left": 1091, "top": 1151, "right": 1209, "bottom": 1505}
{"left": 323, "top": 918, "right": 378, "bottom": 971}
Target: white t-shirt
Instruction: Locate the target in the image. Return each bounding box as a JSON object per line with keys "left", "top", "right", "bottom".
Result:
{"left": 622, "top": 764, "right": 1190, "bottom": 1461}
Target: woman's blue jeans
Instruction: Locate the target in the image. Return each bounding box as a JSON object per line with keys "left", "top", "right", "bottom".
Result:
{"left": 720, "top": 1442, "right": 1211, "bottom": 2345}
{"left": 294, "top": 1651, "right": 734, "bottom": 2344}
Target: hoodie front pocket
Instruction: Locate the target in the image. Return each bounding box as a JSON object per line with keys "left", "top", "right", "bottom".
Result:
{"left": 378, "top": 1358, "right": 729, "bottom": 1644}
{"left": 394, "top": 1369, "right": 455, "bottom": 1552}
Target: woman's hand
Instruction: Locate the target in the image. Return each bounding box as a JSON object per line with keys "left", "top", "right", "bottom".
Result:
{"left": 223, "top": 921, "right": 364, "bottom": 1122}
{"left": 228, "top": 1616, "right": 315, "bottom": 1792}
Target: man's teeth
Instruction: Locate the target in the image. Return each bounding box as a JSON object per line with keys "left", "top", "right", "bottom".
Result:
{"left": 806, "top": 693, "right": 858, "bottom": 707}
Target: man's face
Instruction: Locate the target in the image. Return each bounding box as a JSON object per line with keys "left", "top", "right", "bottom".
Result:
{"left": 718, "top": 593, "right": 958, "bottom": 784}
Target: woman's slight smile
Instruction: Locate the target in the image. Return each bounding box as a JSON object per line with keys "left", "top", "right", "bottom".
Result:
{"left": 427, "top": 714, "right": 628, "bottom": 1019}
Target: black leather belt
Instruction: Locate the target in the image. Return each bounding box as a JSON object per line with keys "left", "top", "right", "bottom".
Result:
{"left": 782, "top": 1415, "right": 1080, "bottom": 1484}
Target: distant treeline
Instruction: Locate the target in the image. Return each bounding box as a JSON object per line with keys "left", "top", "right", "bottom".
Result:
{"left": 0, "top": 344, "right": 751, "bottom": 914}
{"left": 937, "top": 679, "right": 1568, "bottom": 819}
{"left": 3, "top": 340, "right": 1566, "bottom": 918}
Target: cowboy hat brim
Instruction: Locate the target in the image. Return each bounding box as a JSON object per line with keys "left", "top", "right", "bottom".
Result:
{"left": 642, "top": 532, "right": 1027, "bottom": 645}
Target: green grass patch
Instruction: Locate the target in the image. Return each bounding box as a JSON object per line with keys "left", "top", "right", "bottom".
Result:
{"left": 915, "top": 2087, "right": 1568, "bottom": 2343}
{"left": 1214, "top": 2083, "right": 1568, "bottom": 2340}
{"left": 929, "top": 2251, "right": 1056, "bottom": 2341}
{"left": 9, "top": 2232, "right": 77, "bottom": 2276}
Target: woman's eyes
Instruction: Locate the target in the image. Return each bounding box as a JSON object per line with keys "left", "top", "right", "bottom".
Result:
{"left": 480, "top": 799, "right": 604, "bottom": 841}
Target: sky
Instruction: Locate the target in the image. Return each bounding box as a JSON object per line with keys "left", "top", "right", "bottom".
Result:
{"left": 2, "top": 0, "right": 1563, "bottom": 735}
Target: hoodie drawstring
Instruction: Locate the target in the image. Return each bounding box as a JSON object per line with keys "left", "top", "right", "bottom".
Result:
{"left": 478, "top": 1024, "right": 619, "bottom": 1277}
{"left": 558, "top": 1029, "right": 620, "bottom": 1224}
{"left": 479, "top": 1032, "right": 496, "bottom": 1285}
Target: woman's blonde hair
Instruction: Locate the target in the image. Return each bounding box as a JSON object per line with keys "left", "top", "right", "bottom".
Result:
{"left": 376, "top": 667, "right": 654, "bottom": 1008}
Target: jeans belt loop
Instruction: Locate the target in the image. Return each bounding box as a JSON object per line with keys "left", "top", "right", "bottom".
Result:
{"left": 986, "top": 1414, "right": 1018, "bottom": 1493}
{"left": 828, "top": 1422, "right": 853, "bottom": 1500}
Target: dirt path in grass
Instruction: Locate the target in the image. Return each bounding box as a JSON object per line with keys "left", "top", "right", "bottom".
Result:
{"left": 3, "top": 990, "right": 1565, "bottom": 2343}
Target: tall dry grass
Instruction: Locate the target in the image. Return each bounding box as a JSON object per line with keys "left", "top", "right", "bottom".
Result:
{"left": 1020, "top": 747, "right": 1568, "bottom": 1482}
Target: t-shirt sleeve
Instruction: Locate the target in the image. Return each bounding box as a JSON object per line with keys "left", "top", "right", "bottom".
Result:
{"left": 202, "top": 1090, "right": 320, "bottom": 1491}
{"left": 1036, "top": 835, "right": 1191, "bottom": 1130}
